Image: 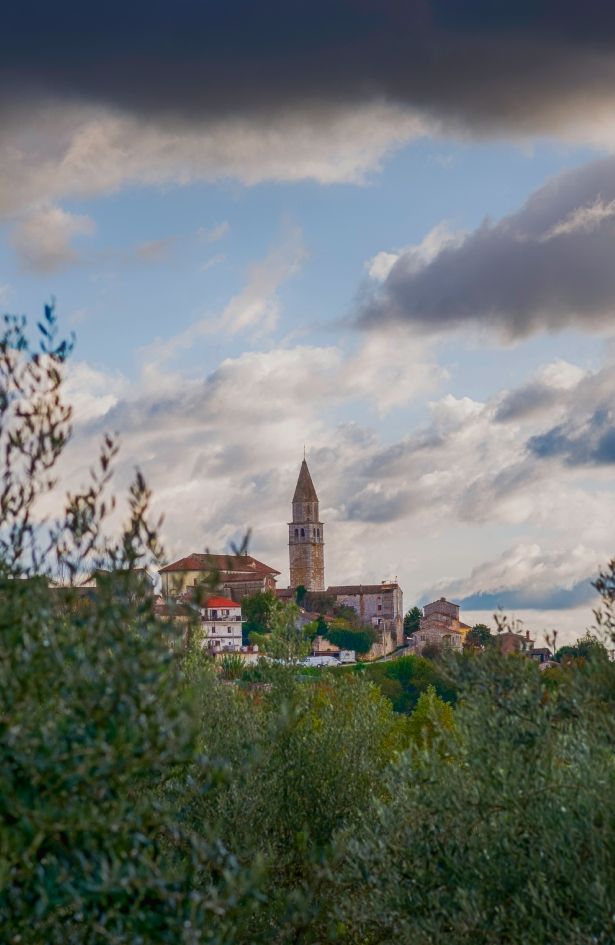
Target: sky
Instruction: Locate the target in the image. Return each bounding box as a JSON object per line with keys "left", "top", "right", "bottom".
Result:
{"left": 2, "top": 2, "right": 615, "bottom": 644}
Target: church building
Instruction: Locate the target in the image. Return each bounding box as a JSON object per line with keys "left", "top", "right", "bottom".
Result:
{"left": 286, "top": 457, "right": 404, "bottom": 652}
{"left": 288, "top": 458, "right": 325, "bottom": 591}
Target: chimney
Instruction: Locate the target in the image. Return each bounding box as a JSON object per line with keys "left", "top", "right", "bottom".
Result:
{"left": 526, "top": 630, "right": 530, "bottom": 640}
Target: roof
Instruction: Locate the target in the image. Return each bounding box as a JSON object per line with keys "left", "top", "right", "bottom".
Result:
{"left": 293, "top": 459, "right": 318, "bottom": 503}
{"left": 159, "top": 553, "right": 280, "bottom": 576}
{"left": 498, "top": 630, "right": 535, "bottom": 643}
{"left": 327, "top": 583, "right": 401, "bottom": 595}
{"left": 204, "top": 596, "right": 240, "bottom": 609}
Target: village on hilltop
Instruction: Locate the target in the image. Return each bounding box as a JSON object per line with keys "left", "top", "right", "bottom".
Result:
{"left": 144, "top": 457, "right": 556, "bottom": 667}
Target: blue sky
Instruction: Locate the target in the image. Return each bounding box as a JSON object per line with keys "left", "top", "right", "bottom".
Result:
{"left": 3, "top": 3, "right": 615, "bottom": 643}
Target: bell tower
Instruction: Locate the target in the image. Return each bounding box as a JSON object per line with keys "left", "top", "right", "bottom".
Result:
{"left": 289, "top": 458, "right": 325, "bottom": 591}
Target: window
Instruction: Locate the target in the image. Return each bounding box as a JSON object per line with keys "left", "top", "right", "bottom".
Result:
{"left": 228, "top": 627, "right": 232, "bottom": 633}
{"left": 317, "top": 528, "right": 320, "bottom": 538}
{"left": 301, "top": 528, "right": 305, "bottom": 537}
{"left": 294, "top": 528, "right": 298, "bottom": 537}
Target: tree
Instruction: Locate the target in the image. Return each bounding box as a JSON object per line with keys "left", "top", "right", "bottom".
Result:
{"left": 407, "top": 684, "right": 455, "bottom": 747}
{"left": 404, "top": 605, "right": 422, "bottom": 636}
{"left": 0, "top": 308, "right": 263, "bottom": 942}
{"left": 555, "top": 630, "right": 608, "bottom": 664}
{"left": 295, "top": 583, "right": 307, "bottom": 606}
{"left": 329, "top": 639, "right": 615, "bottom": 945}
{"left": 259, "top": 601, "right": 311, "bottom": 662}
{"left": 182, "top": 668, "right": 412, "bottom": 938}
{"left": 464, "top": 623, "right": 493, "bottom": 649}
{"left": 316, "top": 613, "right": 329, "bottom": 635}
{"left": 242, "top": 588, "right": 281, "bottom": 643}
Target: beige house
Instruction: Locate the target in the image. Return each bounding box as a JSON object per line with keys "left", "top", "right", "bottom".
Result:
{"left": 412, "top": 597, "right": 471, "bottom": 654}
{"left": 159, "top": 553, "right": 279, "bottom": 601}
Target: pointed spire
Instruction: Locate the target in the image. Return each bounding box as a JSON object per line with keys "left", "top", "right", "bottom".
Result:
{"left": 293, "top": 458, "right": 318, "bottom": 503}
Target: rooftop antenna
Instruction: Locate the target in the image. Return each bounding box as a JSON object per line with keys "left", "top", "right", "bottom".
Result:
{"left": 303, "top": 443, "right": 306, "bottom": 460}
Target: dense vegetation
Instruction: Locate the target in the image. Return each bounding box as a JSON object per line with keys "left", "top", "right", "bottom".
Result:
{"left": 2, "top": 309, "right": 615, "bottom": 943}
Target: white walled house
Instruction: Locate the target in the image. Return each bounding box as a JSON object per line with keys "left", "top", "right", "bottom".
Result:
{"left": 201, "top": 596, "right": 243, "bottom": 652}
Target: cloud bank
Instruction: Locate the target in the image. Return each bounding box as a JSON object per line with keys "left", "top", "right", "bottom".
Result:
{"left": 3, "top": 2, "right": 615, "bottom": 140}
{"left": 359, "top": 156, "right": 615, "bottom": 339}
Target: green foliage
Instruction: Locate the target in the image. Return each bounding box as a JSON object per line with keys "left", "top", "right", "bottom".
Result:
{"left": 332, "top": 603, "right": 364, "bottom": 628}
{"left": 357, "top": 654, "right": 457, "bottom": 714}
{"left": 0, "top": 309, "right": 262, "bottom": 943}
{"left": 327, "top": 625, "right": 377, "bottom": 654}
{"left": 241, "top": 588, "right": 281, "bottom": 643}
{"left": 258, "top": 601, "right": 311, "bottom": 662}
{"left": 555, "top": 630, "right": 609, "bottom": 664}
{"left": 294, "top": 583, "right": 307, "bottom": 606}
{"left": 316, "top": 613, "right": 330, "bottom": 635}
{"left": 464, "top": 622, "right": 493, "bottom": 648}
{"left": 407, "top": 684, "right": 455, "bottom": 747}
{"left": 6, "top": 308, "right": 615, "bottom": 944}
{"left": 328, "top": 646, "right": 615, "bottom": 945}
{"left": 303, "top": 591, "right": 336, "bottom": 614}
{"left": 403, "top": 605, "right": 422, "bottom": 635}
{"left": 219, "top": 651, "right": 246, "bottom": 680}
{"left": 179, "top": 669, "right": 412, "bottom": 936}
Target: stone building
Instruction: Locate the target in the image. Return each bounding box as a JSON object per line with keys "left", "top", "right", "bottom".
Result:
{"left": 327, "top": 582, "right": 404, "bottom": 651}
{"left": 289, "top": 459, "right": 325, "bottom": 592}
{"left": 412, "top": 597, "right": 471, "bottom": 654}
{"left": 495, "top": 627, "right": 535, "bottom": 656}
{"left": 159, "top": 553, "right": 279, "bottom": 602}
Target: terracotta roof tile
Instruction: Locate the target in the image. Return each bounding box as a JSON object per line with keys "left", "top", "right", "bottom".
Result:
{"left": 159, "top": 553, "right": 279, "bottom": 576}
{"left": 204, "top": 596, "right": 241, "bottom": 609}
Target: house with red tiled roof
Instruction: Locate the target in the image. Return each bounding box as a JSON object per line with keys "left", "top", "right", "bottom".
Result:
{"left": 159, "top": 552, "right": 279, "bottom": 602}
{"left": 201, "top": 596, "right": 243, "bottom": 652}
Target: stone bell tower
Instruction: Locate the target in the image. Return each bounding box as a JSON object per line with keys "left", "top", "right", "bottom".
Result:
{"left": 289, "top": 458, "right": 325, "bottom": 591}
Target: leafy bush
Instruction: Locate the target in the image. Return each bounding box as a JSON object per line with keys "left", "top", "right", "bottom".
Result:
{"left": 0, "top": 309, "right": 263, "bottom": 943}
{"left": 327, "top": 642, "right": 615, "bottom": 945}
{"left": 327, "top": 625, "right": 377, "bottom": 654}
{"left": 356, "top": 654, "right": 457, "bottom": 713}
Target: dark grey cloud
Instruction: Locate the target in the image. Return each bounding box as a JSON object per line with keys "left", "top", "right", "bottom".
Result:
{"left": 3, "top": 2, "right": 615, "bottom": 135}
{"left": 529, "top": 407, "right": 615, "bottom": 467}
{"left": 495, "top": 381, "right": 562, "bottom": 423}
{"left": 446, "top": 579, "right": 596, "bottom": 612}
{"left": 360, "top": 155, "right": 615, "bottom": 338}
{"left": 345, "top": 487, "right": 415, "bottom": 524}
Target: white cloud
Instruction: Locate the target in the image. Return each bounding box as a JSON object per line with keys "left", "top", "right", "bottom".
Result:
{"left": 342, "top": 330, "right": 448, "bottom": 414}
{"left": 366, "top": 221, "right": 466, "bottom": 283}
{"left": 543, "top": 196, "right": 615, "bottom": 240}
{"left": 426, "top": 542, "right": 600, "bottom": 604}
{"left": 41, "top": 334, "right": 615, "bottom": 649}
{"left": 220, "top": 223, "right": 305, "bottom": 335}
{"left": 63, "top": 361, "right": 128, "bottom": 424}
{"left": 0, "top": 101, "right": 427, "bottom": 219}
{"left": 11, "top": 204, "right": 95, "bottom": 271}
{"left": 199, "top": 221, "right": 230, "bottom": 243}
{"left": 201, "top": 253, "right": 226, "bottom": 272}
